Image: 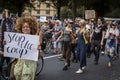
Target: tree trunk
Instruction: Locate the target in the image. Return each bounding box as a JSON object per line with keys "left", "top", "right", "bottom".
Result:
{"left": 57, "top": 6, "right": 61, "bottom": 19}
{"left": 56, "top": 0, "right": 61, "bottom": 20}
{"left": 18, "top": 11, "right": 22, "bottom": 17}
{"left": 100, "top": 0, "right": 104, "bottom": 17}
{"left": 71, "top": 0, "right": 76, "bottom": 20}
{"left": 17, "top": 5, "right": 23, "bottom": 17}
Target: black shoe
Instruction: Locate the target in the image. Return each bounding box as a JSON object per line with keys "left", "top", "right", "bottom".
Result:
{"left": 67, "top": 60, "right": 70, "bottom": 67}
{"left": 68, "top": 63, "right": 70, "bottom": 67}
{"left": 63, "top": 66, "right": 68, "bottom": 70}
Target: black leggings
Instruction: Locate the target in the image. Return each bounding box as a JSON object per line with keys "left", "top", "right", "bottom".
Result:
{"left": 91, "top": 40, "right": 101, "bottom": 62}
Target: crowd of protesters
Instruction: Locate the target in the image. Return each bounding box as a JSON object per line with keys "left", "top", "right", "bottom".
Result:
{"left": 39, "top": 16, "right": 120, "bottom": 73}
{"left": 0, "top": 9, "right": 120, "bottom": 80}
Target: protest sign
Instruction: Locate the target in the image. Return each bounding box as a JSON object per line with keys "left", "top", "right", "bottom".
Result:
{"left": 85, "top": 10, "right": 96, "bottom": 19}
{"left": 4, "top": 32, "right": 39, "bottom": 61}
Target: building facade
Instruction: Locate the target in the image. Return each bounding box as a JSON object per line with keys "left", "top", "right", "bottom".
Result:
{"left": 25, "top": 0, "right": 56, "bottom": 21}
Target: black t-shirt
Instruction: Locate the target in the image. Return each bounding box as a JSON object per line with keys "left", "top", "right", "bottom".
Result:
{"left": 93, "top": 25, "right": 105, "bottom": 40}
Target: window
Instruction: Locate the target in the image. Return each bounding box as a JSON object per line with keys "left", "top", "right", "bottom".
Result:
{"left": 37, "top": 4, "right": 40, "bottom": 7}
{"left": 46, "top": 10, "right": 50, "bottom": 15}
{"left": 37, "top": 1, "right": 40, "bottom": 7}
{"left": 46, "top": 3, "right": 50, "bottom": 8}
{"left": 37, "top": 10, "right": 40, "bottom": 14}
{"left": 37, "top": 16, "right": 40, "bottom": 19}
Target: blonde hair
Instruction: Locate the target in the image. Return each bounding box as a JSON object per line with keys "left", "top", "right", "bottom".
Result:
{"left": 80, "top": 19, "right": 86, "bottom": 26}
{"left": 16, "top": 16, "right": 38, "bottom": 35}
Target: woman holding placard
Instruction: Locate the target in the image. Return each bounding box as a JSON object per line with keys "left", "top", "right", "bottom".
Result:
{"left": 13, "top": 16, "right": 40, "bottom": 80}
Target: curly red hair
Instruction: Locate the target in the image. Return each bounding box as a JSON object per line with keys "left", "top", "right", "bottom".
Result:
{"left": 15, "top": 16, "right": 38, "bottom": 35}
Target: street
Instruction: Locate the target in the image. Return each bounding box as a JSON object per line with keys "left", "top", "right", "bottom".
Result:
{"left": 35, "top": 53, "right": 120, "bottom": 80}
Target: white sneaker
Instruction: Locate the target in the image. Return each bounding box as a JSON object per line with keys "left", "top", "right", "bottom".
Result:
{"left": 108, "top": 62, "right": 112, "bottom": 67}
{"left": 82, "top": 66, "right": 85, "bottom": 70}
{"left": 75, "top": 69, "right": 83, "bottom": 73}
{"left": 101, "top": 51, "right": 105, "bottom": 55}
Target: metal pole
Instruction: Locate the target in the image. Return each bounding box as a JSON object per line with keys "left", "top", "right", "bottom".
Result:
{"left": 83, "top": 5, "right": 85, "bottom": 19}
{"left": 29, "top": 0, "right": 32, "bottom": 15}
{"left": 83, "top": 0, "right": 85, "bottom": 19}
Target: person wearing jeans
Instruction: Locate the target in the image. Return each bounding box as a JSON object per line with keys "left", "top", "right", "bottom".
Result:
{"left": 91, "top": 17, "right": 106, "bottom": 65}
{"left": 57, "top": 19, "right": 73, "bottom": 70}
{"left": 76, "top": 19, "right": 90, "bottom": 73}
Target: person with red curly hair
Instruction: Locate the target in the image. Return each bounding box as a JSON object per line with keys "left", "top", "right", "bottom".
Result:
{"left": 13, "top": 16, "right": 41, "bottom": 80}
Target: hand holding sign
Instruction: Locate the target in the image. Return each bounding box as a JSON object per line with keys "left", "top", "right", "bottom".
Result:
{"left": 4, "top": 32, "right": 39, "bottom": 61}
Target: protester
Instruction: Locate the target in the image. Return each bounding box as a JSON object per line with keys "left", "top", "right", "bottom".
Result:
{"left": 41, "top": 20, "right": 52, "bottom": 53}
{"left": 71, "top": 18, "right": 80, "bottom": 62}
{"left": 57, "top": 19, "right": 73, "bottom": 70}
{"left": 75, "top": 19, "right": 90, "bottom": 73}
{"left": 91, "top": 17, "right": 106, "bottom": 65}
{"left": 105, "top": 22, "right": 119, "bottom": 67}
{"left": 52, "top": 20, "right": 62, "bottom": 54}
{"left": 117, "top": 21, "right": 120, "bottom": 58}
{"left": 71, "top": 25, "right": 77, "bottom": 62}
{"left": 13, "top": 16, "right": 41, "bottom": 80}
{"left": 0, "top": 9, "right": 15, "bottom": 73}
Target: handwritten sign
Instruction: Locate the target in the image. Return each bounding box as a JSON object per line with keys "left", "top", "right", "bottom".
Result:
{"left": 85, "top": 10, "right": 96, "bottom": 19}
{"left": 4, "top": 32, "right": 39, "bottom": 61}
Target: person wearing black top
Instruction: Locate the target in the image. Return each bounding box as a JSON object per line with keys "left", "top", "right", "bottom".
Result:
{"left": 0, "top": 9, "right": 15, "bottom": 73}
{"left": 91, "top": 17, "right": 106, "bottom": 64}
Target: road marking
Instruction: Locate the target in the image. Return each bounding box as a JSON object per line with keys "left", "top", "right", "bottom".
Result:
{"left": 44, "top": 54, "right": 61, "bottom": 59}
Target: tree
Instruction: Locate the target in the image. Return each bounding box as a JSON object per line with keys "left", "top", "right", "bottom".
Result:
{"left": 61, "top": 0, "right": 120, "bottom": 19}
{"left": 0, "top": 0, "right": 34, "bottom": 17}
{"left": 68, "top": 0, "right": 77, "bottom": 20}
{"left": 41, "top": 0, "right": 68, "bottom": 19}
{"left": 84, "top": 0, "right": 120, "bottom": 18}
{"left": 106, "top": 0, "right": 120, "bottom": 18}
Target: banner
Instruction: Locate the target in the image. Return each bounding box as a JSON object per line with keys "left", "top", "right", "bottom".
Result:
{"left": 4, "top": 32, "right": 39, "bottom": 61}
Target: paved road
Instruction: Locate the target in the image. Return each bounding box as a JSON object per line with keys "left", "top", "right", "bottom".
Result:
{"left": 35, "top": 53, "right": 120, "bottom": 80}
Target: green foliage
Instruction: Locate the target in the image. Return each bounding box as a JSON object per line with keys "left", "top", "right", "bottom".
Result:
{"left": 61, "top": 6, "right": 83, "bottom": 19}
{"left": 105, "top": 0, "right": 120, "bottom": 17}
{"left": 105, "top": 8, "right": 120, "bottom": 18}
{"left": 41, "top": 0, "right": 69, "bottom": 19}
{"left": 43, "top": 0, "right": 120, "bottom": 18}
{"left": 0, "top": 0, "right": 120, "bottom": 18}
{"left": 0, "top": 0, "right": 34, "bottom": 15}
{"left": 61, "top": 7, "right": 72, "bottom": 19}
{"left": 84, "top": 0, "right": 120, "bottom": 17}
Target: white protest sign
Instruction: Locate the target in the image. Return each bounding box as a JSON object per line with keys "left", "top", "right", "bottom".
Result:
{"left": 40, "top": 16, "right": 47, "bottom": 22}
{"left": 4, "top": 32, "right": 39, "bottom": 61}
{"left": 85, "top": 10, "right": 96, "bottom": 19}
